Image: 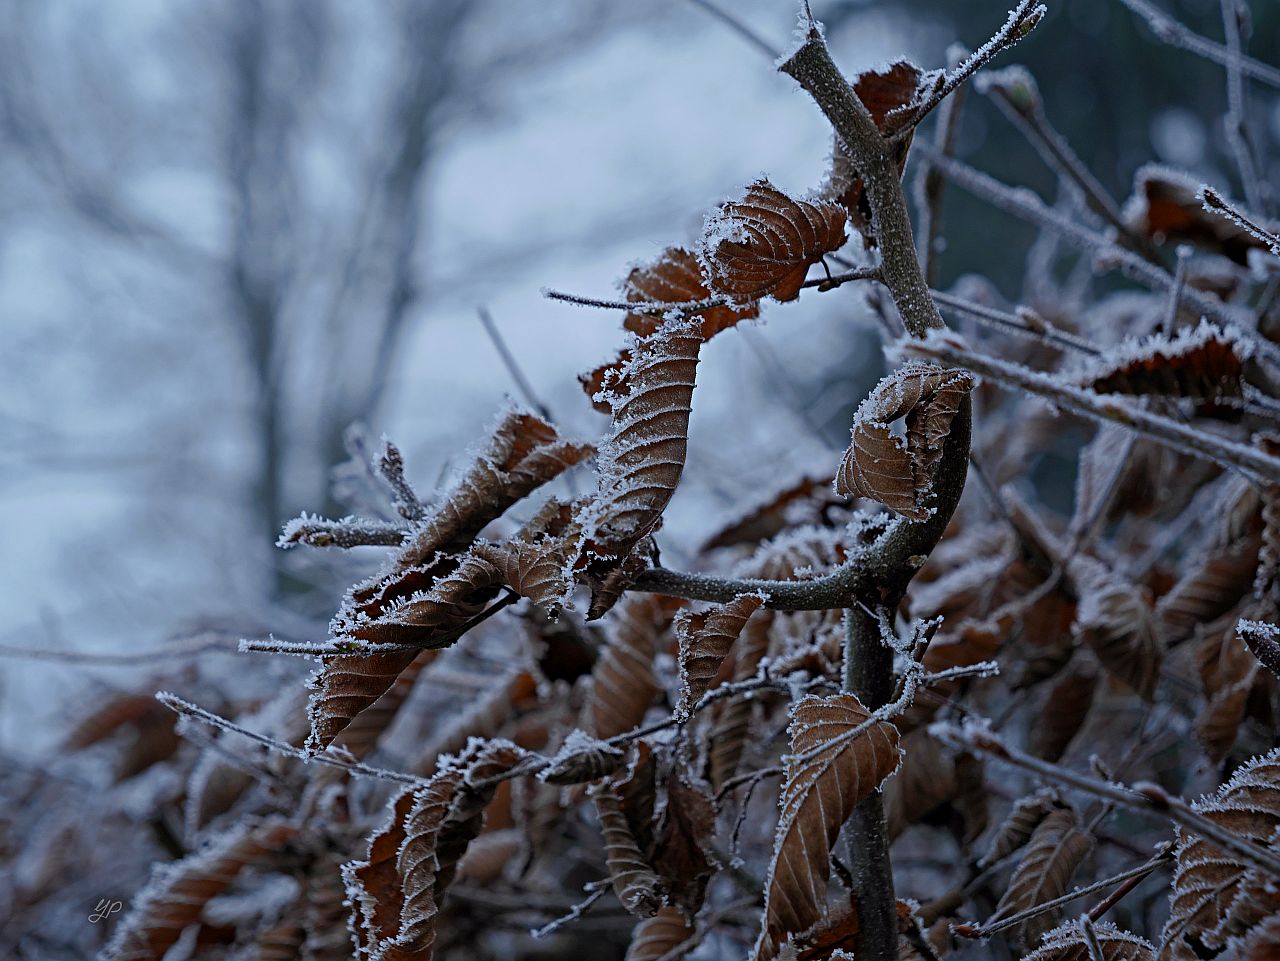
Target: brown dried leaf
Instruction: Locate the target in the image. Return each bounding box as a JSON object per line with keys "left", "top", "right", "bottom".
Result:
{"left": 334, "top": 550, "right": 507, "bottom": 649}
{"left": 988, "top": 807, "right": 1094, "bottom": 948}
{"left": 623, "top": 245, "right": 760, "bottom": 338}
{"left": 309, "top": 542, "right": 529, "bottom": 754}
{"left": 252, "top": 918, "right": 305, "bottom": 961}
{"left": 322, "top": 411, "right": 589, "bottom": 724}
{"left": 701, "top": 179, "right": 847, "bottom": 303}
{"left": 1030, "top": 663, "right": 1098, "bottom": 762}
{"left": 651, "top": 767, "right": 717, "bottom": 915}
{"left": 587, "top": 537, "right": 657, "bottom": 621}
{"left": 1218, "top": 913, "right": 1280, "bottom": 961}
{"left": 793, "top": 898, "right": 861, "bottom": 960}
{"left": 593, "top": 747, "right": 664, "bottom": 918}
{"left": 836, "top": 362, "right": 975, "bottom": 521}
{"left": 304, "top": 853, "right": 355, "bottom": 961}
{"left": 1158, "top": 536, "right": 1262, "bottom": 641}
{"left": 1070, "top": 557, "right": 1163, "bottom": 700}
{"left": 980, "top": 790, "right": 1063, "bottom": 868}
{"left": 753, "top": 692, "right": 902, "bottom": 961}
{"left": 826, "top": 61, "right": 925, "bottom": 246}
{"left": 884, "top": 730, "right": 960, "bottom": 840}
{"left": 1160, "top": 748, "right": 1280, "bottom": 961}
{"left": 1023, "top": 919, "right": 1156, "bottom": 961}
{"left": 584, "top": 594, "right": 680, "bottom": 739}
{"left": 306, "top": 649, "right": 436, "bottom": 756}
{"left": 455, "top": 828, "right": 522, "bottom": 886}
{"left": 393, "top": 407, "right": 592, "bottom": 571}
{"left": 1196, "top": 674, "right": 1256, "bottom": 764}
{"left": 344, "top": 739, "right": 526, "bottom": 961}
{"left": 64, "top": 690, "right": 171, "bottom": 751}
{"left": 580, "top": 317, "right": 702, "bottom": 612}
{"left": 540, "top": 730, "right": 628, "bottom": 785}
{"left": 473, "top": 537, "right": 570, "bottom": 617}
{"left": 625, "top": 906, "right": 694, "bottom": 961}
{"left": 675, "top": 593, "right": 766, "bottom": 719}
{"left": 332, "top": 648, "right": 432, "bottom": 762}
{"left": 708, "top": 610, "right": 774, "bottom": 791}
{"left": 1239, "top": 619, "right": 1280, "bottom": 680}
{"left": 581, "top": 350, "right": 634, "bottom": 415}
{"left": 1124, "top": 165, "right": 1274, "bottom": 264}
{"left": 104, "top": 818, "right": 299, "bottom": 961}
{"left": 1078, "top": 323, "right": 1245, "bottom": 405}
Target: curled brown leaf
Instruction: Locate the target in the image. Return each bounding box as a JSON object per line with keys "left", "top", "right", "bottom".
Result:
{"left": 836, "top": 362, "right": 975, "bottom": 521}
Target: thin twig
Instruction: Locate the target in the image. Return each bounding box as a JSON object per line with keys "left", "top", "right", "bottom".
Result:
{"left": 913, "top": 145, "right": 1251, "bottom": 331}
{"left": 1219, "top": 0, "right": 1267, "bottom": 214}
{"left": 240, "top": 591, "right": 520, "bottom": 658}
{"left": 1201, "top": 186, "right": 1280, "bottom": 255}
{"left": 477, "top": 306, "right": 555, "bottom": 422}
{"left": 376, "top": 440, "right": 427, "bottom": 523}
{"left": 980, "top": 70, "right": 1144, "bottom": 251}
{"left": 543, "top": 266, "right": 882, "bottom": 315}
{"left": 900, "top": 333, "right": 1280, "bottom": 482}
{"left": 915, "top": 44, "right": 969, "bottom": 288}
{"left": 529, "top": 881, "right": 610, "bottom": 939}
{"left": 1163, "top": 245, "right": 1192, "bottom": 330}
{"left": 0, "top": 631, "right": 239, "bottom": 665}
{"left": 685, "top": 0, "right": 780, "bottom": 60}
{"left": 158, "top": 692, "right": 425, "bottom": 787}
{"left": 954, "top": 844, "right": 1172, "bottom": 939}
{"left": 932, "top": 289, "right": 1100, "bottom": 355}
{"left": 892, "top": 0, "right": 1046, "bottom": 140}
{"left": 940, "top": 722, "right": 1280, "bottom": 878}
{"left": 277, "top": 514, "right": 407, "bottom": 549}
{"left": 1116, "top": 0, "right": 1280, "bottom": 88}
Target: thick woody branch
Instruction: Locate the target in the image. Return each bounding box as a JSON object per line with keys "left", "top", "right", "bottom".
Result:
{"left": 780, "top": 27, "right": 944, "bottom": 339}
{"left": 775, "top": 22, "right": 977, "bottom": 961}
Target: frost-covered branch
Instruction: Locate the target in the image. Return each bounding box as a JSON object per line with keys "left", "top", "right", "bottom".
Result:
{"left": 938, "top": 722, "right": 1280, "bottom": 879}
{"left": 891, "top": 0, "right": 1046, "bottom": 140}
{"left": 1218, "top": 0, "right": 1267, "bottom": 215}
{"left": 931, "top": 289, "right": 1100, "bottom": 355}
{"left": 1116, "top": 0, "right": 1280, "bottom": 88}
{"left": 780, "top": 24, "right": 945, "bottom": 339}
{"left": 979, "top": 67, "right": 1141, "bottom": 249}
{"left": 277, "top": 513, "right": 407, "bottom": 549}
{"left": 376, "top": 439, "right": 427, "bottom": 523}
{"left": 953, "top": 845, "right": 1172, "bottom": 939}
{"left": 543, "top": 264, "right": 882, "bottom": 314}
{"left": 157, "top": 692, "right": 425, "bottom": 788}
{"left": 913, "top": 145, "right": 1251, "bottom": 331}
{"left": 900, "top": 332, "right": 1280, "bottom": 482}
{"left": 1201, "top": 186, "right": 1280, "bottom": 255}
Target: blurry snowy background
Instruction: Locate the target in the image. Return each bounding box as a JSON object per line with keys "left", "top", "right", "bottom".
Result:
{"left": 2, "top": 0, "right": 1276, "bottom": 752}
